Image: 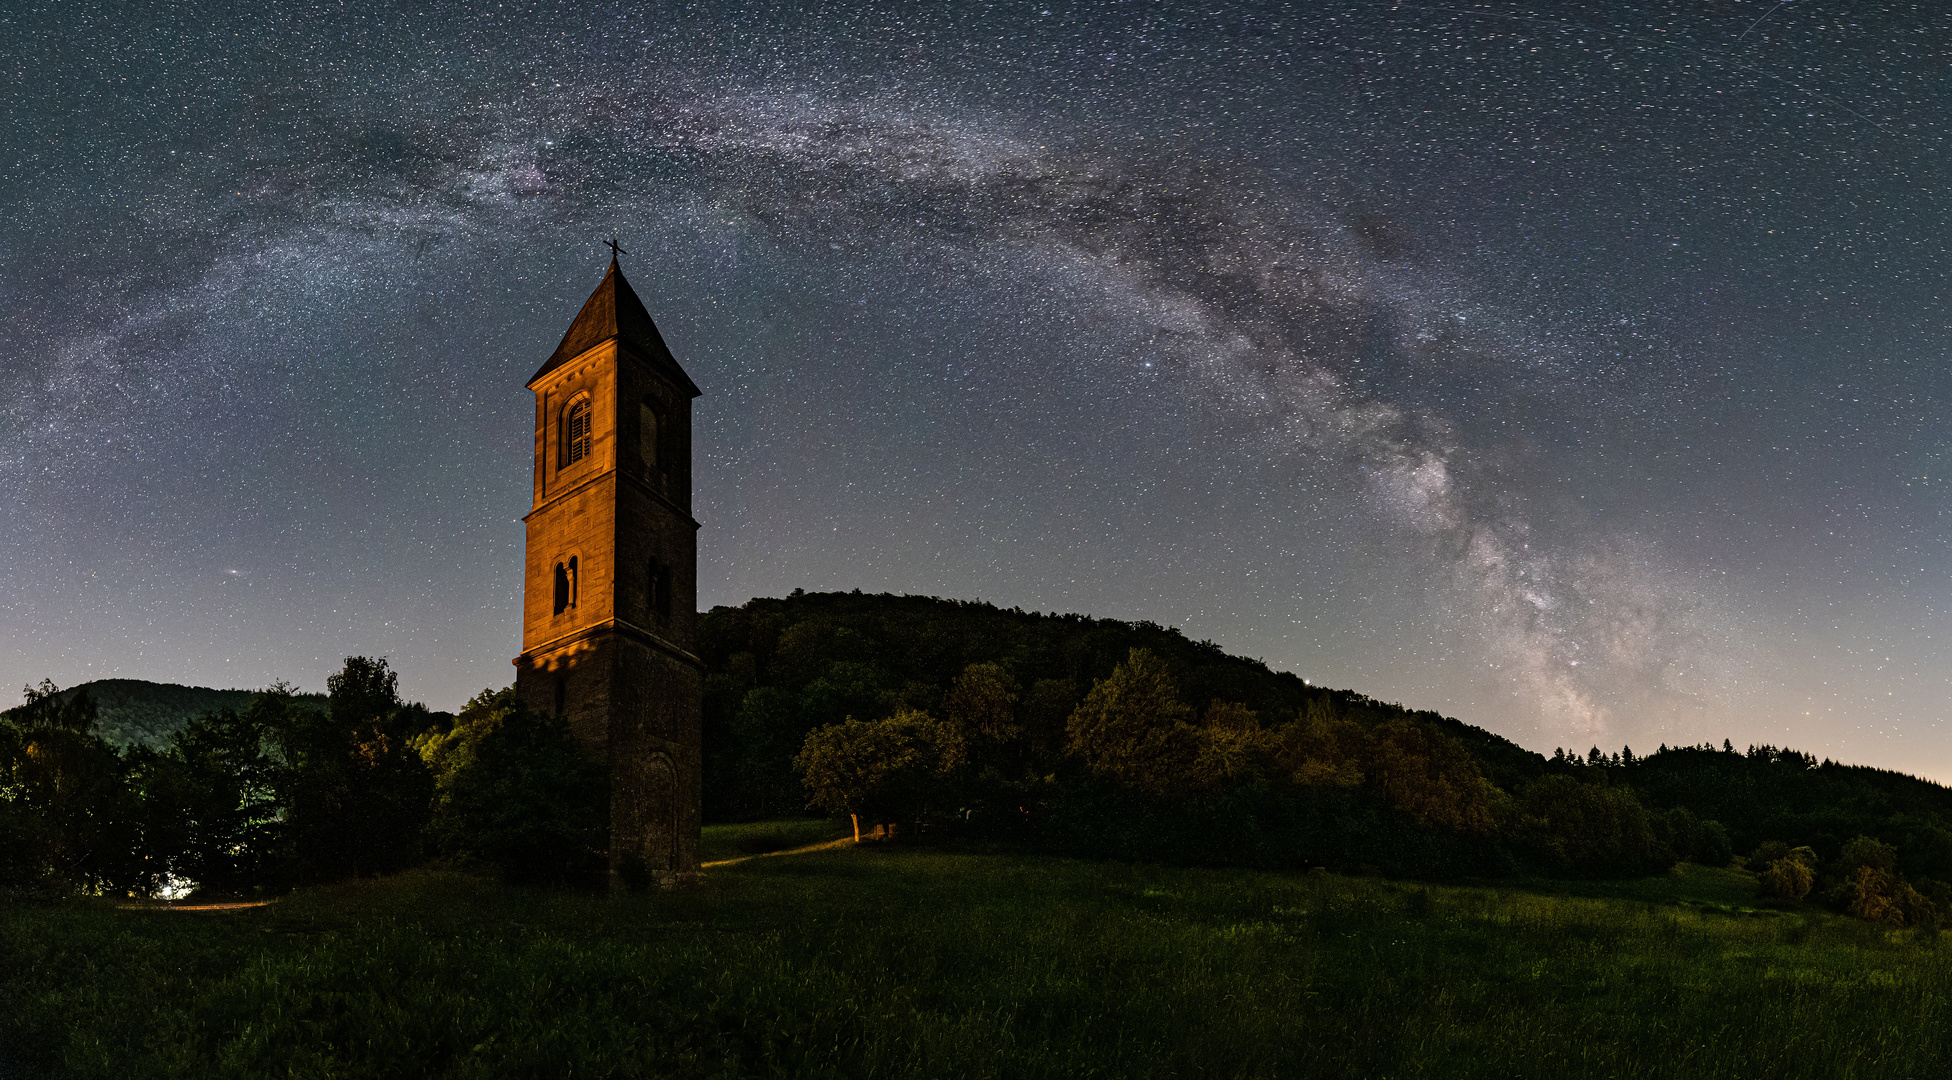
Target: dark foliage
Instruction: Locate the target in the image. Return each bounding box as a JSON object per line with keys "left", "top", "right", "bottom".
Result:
{"left": 4, "top": 662, "right": 587, "bottom": 897}
{"left": 124, "top": 687, "right": 298, "bottom": 893}
{"left": 698, "top": 591, "right": 1542, "bottom": 821}
{"left": 1036, "top": 776, "right": 1516, "bottom": 880}
{"left": 794, "top": 708, "right": 969, "bottom": 831}
{"left": 698, "top": 593, "right": 1697, "bottom": 881}
{"left": 1618, "top": 744, "right": 1952, "bottom": 877}
{"left": 261, "top": 658, "right": 437, "bottom": 882}
{"left": 1541, "top": 741, "right": 1952, "bottom": 923}
{"left": 0, "top": 682, "right": 144, "bottom": 893}
{"left": 1510, "top": 775, "right": 1666, "bottom": 876}
{"left": 8, "top": 593, "right": 1950, "bottom": 929}
{"left": 417, "top": 687, "right": 607, "bottom": 883}
{"left": 695, "top": 592, "right": 1952, "bottom": 918}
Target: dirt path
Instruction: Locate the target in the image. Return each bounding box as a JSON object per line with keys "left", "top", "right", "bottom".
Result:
{"left": 116, "top": 900, "right": 276, "bottom": 912}
{"left": 701, "top": 836, "right": 856, "bottom": 868}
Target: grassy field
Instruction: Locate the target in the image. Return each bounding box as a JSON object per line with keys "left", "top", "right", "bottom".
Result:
{"left": 2, "top": 827, "right": 1949, "bottom": 1079}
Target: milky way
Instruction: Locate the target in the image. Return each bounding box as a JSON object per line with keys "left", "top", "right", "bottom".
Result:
{"left": 3, "top": 2, "right": 1947, "bottom": 775}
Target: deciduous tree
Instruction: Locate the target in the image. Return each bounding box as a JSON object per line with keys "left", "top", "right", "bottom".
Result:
{"left": 131, "top": 686, "right": 291, "bottom": 894}
{"left": 1064, "top": 649, "right": 1201, "bottom": 797}
{"left": 1757, "top": 848, "right": 1817, "bottom": 902}
{"left": 276, "top": 658, "right": 433, "bottom": 880}
{"left": 1363, "top": 720, "right": 1500, "bottom": 834}
{"left": 0, "top": 681, "right": 141, "bottom": 892}
{"left": 795, "top": 708, "right": 967, "bottom": 834}
{"left": 945, "top": 663, "right": 1020, "bottom": 742}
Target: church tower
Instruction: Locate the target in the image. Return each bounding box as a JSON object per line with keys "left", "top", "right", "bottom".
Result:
{"left": 513, "top": 253, "right": 702, "bottom": 883}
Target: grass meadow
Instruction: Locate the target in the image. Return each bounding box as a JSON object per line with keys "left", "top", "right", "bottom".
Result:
{"left": 2, "top": 826, "right": 1948, "bottom": 1079}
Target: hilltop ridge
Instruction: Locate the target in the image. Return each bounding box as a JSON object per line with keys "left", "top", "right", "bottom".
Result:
{"left": 5, "top": 679, "right": 324, "bottom": 751}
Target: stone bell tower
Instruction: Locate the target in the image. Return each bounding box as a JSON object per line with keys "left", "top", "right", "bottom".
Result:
{"left": 513, "top": 252, "right": 702, "bottom": 883}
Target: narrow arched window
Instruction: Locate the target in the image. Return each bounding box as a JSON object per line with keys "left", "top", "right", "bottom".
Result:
{"left": 562, "top": 397, "right": 592, "bottom": 468}
{"left": 647, "top": 557, "right": 670, "bottom": 622}
{"left": 567, "top": 556, "right": 579, "bottom": 608}
{"left": 553, "top": 561, "right": 570, "bottom": 614}
{"left": 639, "top": 402, "right": 660, "bottom": 472}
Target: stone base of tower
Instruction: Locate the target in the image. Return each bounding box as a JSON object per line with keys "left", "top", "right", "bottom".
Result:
{"left": 514, "top": 624, "right": 702, "bottom": 886}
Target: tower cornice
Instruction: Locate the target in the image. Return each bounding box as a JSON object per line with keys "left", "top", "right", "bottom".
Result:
{"left": 512, "top": 618, "right": 704, "bottom": 672}
{"left": 522, "top": 469, "right": 699, "bottom": 528}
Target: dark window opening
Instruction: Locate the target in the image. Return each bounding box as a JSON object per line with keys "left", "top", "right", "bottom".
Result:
{"left": 639, "top": 402, "right": 660, "bottom": 474}
{"left": 647, "top": 558, "right": 671, "bottom": 622}
{"left": 563, "top": 398, "right": 592, "bottom": 467}
{"left": 553, "top": 557, "right": 579, "bottom": 615}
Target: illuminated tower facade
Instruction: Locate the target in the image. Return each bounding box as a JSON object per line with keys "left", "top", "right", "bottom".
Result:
{"left": 513, "top": 256, "right": 702, "bottom": 883}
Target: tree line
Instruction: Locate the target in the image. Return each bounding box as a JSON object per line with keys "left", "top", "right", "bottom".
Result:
{"left": 6, "top": 590, "right": 1950, "bottom": 928}
{"left": 710, "top": 591, "right": 1952, "bottom": 926}
{"left": 0, "top": 661, "right": 604, "bottom": 895}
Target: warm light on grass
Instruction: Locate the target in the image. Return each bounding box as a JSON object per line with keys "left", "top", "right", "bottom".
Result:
{"left": 1, "top": 830, "right": 1946, "bottom": 1078}
{"left": 695, "top": 817, "right": 850, "bottom": 863}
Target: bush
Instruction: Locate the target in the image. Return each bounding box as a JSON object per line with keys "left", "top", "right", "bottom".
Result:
{"left": 1820, "top": 836, "right": 1940, "bottom": 927}
{"left": 1758, "top": 857, "right": 1815, "bottom": 902}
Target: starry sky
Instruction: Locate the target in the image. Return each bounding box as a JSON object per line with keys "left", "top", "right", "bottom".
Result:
{"left": 3, "top": 1, "right": 1947, "bottom": 775}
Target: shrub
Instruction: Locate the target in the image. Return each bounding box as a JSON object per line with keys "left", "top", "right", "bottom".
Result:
{"left": 1758, "top": 857, "right": 1815, "bottom": 902}
{"left": 1819, "top": 836, "right": 1940, "bottom": 927}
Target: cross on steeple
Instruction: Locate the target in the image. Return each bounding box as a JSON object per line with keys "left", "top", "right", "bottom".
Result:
{"left": 604, "top": 237, "right": 629, "bottom": 261}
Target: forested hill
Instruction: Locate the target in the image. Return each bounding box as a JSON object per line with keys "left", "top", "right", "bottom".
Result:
{"left": 700, "top": 592, "right": 1952, "bottom": 899}
{"left": 4, "top": 679, "right": 325, "bottom": 751}
{"left": 698, "top": 590, "right": 1553, "bottom": 816}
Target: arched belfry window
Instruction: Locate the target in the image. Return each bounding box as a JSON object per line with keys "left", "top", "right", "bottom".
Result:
{"left": 562, "top": 396, "right": 592, "bottom": 468}
{"left": 553, "top": 556, "right": 579, "bottom": 615}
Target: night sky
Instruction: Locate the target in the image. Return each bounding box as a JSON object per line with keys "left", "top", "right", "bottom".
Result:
{"left": 4, "top": 2, "right": 1948, "bottom": 776}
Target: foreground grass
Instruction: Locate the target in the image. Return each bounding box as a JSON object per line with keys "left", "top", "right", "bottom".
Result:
{"left": 3, "top": 835, "right": 1949, "bottom": 1079}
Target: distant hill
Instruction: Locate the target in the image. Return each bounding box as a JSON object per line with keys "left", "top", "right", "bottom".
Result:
{"left": 7, "top": 679, "right": 326, "bottom": 751}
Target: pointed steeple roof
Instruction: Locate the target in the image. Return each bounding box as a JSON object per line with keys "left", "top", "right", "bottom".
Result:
{"left": 528, "top": 259, "right": 699, "bottom": 395}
